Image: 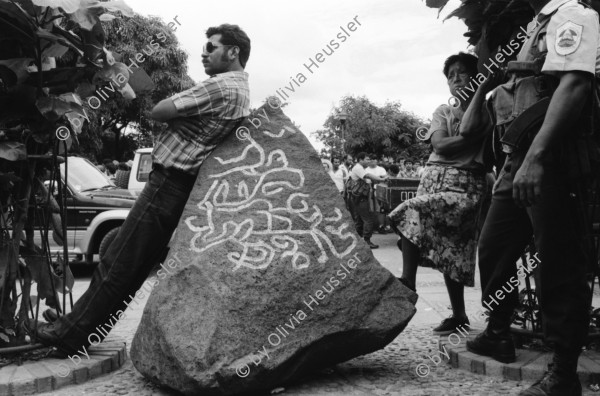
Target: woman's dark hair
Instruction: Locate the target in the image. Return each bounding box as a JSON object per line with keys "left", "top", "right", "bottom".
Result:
{"left": 206, "top": 24, "right": 251, "bottom": 68}
{"left": 443, "top": 52, "right": 478, "bottom": 78}
{"left": 356, "top": 152, "right": 368, "bottom": 161}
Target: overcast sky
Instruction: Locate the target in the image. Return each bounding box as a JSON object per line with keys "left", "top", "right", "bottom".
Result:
{"left": 123, "top": 0, "right": 470, "bottom": 149}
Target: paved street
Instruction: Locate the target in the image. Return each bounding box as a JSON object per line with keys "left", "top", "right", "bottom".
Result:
{"left": 36, "top": 233, "right": 600, "bottom": 396}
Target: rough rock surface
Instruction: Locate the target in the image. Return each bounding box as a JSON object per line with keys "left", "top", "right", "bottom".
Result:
{"left": 130, "top": 103, "right": 417, "bottom": 395}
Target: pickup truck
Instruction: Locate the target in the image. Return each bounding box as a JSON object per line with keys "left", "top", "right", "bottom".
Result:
{"left": 39, "top": 148, "right": 152, "bottom": 264}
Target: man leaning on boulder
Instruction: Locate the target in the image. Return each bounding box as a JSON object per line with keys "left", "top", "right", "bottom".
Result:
{"left": 27, "top": 24, "right": 252, "bottom": 355}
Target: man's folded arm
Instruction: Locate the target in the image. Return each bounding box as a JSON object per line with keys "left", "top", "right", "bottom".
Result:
{"left": 151, "top": 98, "right": 179, "bottom": 122}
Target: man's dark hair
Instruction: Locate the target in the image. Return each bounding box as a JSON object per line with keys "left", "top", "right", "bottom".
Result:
{"left": 356, "top": 152, "right": 369, "bottom": 161}
{"left": 206, "top": 24, "right": 251, "bottom": 68}
{"left": 443, "top": 52, "right": 478, "bottom": 78}
{"left": 389, "top": 164, "right": 399, "bottom": 175}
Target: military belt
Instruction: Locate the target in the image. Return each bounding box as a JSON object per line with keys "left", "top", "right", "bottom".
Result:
{"left": 506, "top": 59, "right": 544, "bottom": 76}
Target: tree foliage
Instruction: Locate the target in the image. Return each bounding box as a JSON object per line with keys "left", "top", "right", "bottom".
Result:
{"left": 75, "top": 14, "right": 194, "bottom": 161}
{"left": 312, "top": 95, "right": 430, "bottom": 161}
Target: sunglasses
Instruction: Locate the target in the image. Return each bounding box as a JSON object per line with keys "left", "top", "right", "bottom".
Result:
{"left": 203, "top": 42, "right": 236, "bottom": 54}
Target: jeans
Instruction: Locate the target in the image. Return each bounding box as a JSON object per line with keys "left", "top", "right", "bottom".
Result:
{"left": 52, "top": 166, "right": 195, "bottom": 347}
{"left": 478, "top": 153, "right": 591, "bottom": 352}
{"left": 352, "top": 196, "right": 375, "bottom": 239}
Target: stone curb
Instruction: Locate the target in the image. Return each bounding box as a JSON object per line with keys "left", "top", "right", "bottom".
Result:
{"left": 0, "top": 336, "right": 126, "bottom": 396}
{"left": 439, "top": 327, "right": 600, "bottom": 384}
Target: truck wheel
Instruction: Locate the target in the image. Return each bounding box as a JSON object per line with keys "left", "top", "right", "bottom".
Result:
{"left": 114, "top": 170, "right": 131, "bottom": 189}
{"left": 99, "top": 227, "right": 120, "bottom": 261}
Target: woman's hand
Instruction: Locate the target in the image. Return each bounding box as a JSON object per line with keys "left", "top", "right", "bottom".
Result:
{"left": 459, "top": 72, "right": 502, "bottom": 138}
{"left": 478, "top": 71, "right": 505, "bottom": 95}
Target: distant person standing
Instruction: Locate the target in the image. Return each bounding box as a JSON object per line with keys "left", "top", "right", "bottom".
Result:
{"left": 388, "top": 164, "right": 400, "bottom": 178}
{"left": 343, "top": 154, "right": 354, "bottom": 173}
{"left": 349, "top": 152, "right": 387, "bottom": 249}
{"left": 330, "top": 157, "right": 348, "bottom": 194}
{"left": 404, "top": 160, "right": 416, "bottom": 178}
{"left": 365, "top": 159, "right": 389, "bottom": 234}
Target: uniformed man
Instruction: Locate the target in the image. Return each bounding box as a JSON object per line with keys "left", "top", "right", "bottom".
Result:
{"left": 465, "top": 1, "right": 600, "bottom": 395}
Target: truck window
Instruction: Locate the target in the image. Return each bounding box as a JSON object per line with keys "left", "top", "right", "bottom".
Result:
{"left": 137, "top": 153, "right": 152, "bottom": 182}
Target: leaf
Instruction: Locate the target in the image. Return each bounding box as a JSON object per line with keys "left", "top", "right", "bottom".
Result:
{"left": 128, "top": 66, "right": 155, "bottom": 94}
{"left": 118, "top": 83, "right": 135, "bottom": 100}
{"left": 69, "top": 6, "right": 98, "bottom": 30}
{"left": 79, "top": 21, "right": 105, "bottom": 65}
{"left": 36, "top": 27, "right": 83, "bottom": 54}
{"left": 92, "top": 61, "right": 129, "bottom": 88}
{"left": 425, "top": 0, "right": 450, "bottom": 8}
{"left": 65, "top": 112, "right": 85, "bottom": 133}
{"left": 31, "top": 0, "right": 81, "bottom": 14}
{"left": 0, "top": 142, "right": 27, "bottom": 161}
{"left": 0, "top": 333, "right": 8, "bottom": 343}
{"left": 0, "top": 65, "right": 17, "bottom": 90}
{"left": 0, "top": 59, "right": 34, "bottom": 83}
{"left": 22, "top": 246, "right": 75, "bottom": 300}
{"left": 98, "top": 13, "right": 116, "bottom": 22}
{"left": 75, "top": 81, "right": 96, "bottom": 97}
{"left": 0, "top": 172, "right": 21, "bottom": 187}
{"left": 36, "top": 96, "right": 85, "bottom": 122}
{"left": 42, "top": 42, "right": 69, "bottom": 58}
{"left": 68, "top": 0, "right": 132, "bottom": 30}
{"left": 0, "top": 1, "right": 37, "bottom": 44}
{"left": 49, "top": 24, "right": 83, "bottom": 53}
{"left": 84, "top": 0, "right": 133, "bottom": 17}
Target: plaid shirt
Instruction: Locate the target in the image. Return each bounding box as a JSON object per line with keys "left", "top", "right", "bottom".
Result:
{"left": 152, "top": 71, "right": 250, "bottom": 174}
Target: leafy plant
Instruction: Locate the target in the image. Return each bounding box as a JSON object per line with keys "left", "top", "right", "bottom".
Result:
{"left": 0, "top": 0, "right": 136, "bottom": 347}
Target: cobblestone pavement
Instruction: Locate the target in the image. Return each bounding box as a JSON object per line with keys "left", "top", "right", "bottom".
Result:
{"left": 36, "top": 234, "right": 600, "bottom": 396}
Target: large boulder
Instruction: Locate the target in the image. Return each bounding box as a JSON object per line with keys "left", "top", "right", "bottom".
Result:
{"left": 130, "top": 103, "right": 417, "bottom": 395}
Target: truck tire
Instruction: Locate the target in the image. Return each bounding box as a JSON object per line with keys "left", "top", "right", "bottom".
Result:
{"left": 99, "top": 227, "right": 120, "bottom": 261}
{"left": 114, "top": 170, "right": 130, "bottom": 189}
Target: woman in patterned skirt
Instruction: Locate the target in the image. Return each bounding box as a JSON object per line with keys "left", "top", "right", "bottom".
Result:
{"left": 389, "top": 52, "right": 497, "bottom": 335}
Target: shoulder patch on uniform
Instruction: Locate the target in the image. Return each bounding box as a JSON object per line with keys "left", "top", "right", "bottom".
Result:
{"left": 555, "top": 20, "right": 583, "bottom": 55}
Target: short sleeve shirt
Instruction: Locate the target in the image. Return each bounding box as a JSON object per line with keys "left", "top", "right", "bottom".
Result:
{"left": 425, "top": 105, "right": 485, "bottom": 171}
{"left": 350, "top": 163, "right": 367, "bottom": 181}
{"left": 365, "top": 166, "right": 387, "bottom": 178}
{"left": 530, "top": 0, "right": 600, "bottom": 75}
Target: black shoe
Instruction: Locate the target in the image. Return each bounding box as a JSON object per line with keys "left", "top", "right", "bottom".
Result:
{"left": 433, "top": 316, "right": 470, "bottom": 336}
{"left": 397, "top": 277, "right": 416, "bottom": 292}
{"left": 24, "top": 319, "right": 80, "bottom": 356}
{"left": 466, "top": 329, "right": 516, "bottom": 363}
{"left": 42, "top": 308, "right": 58, "bottom": 323}
{"left": 365, "top": 238, "right": 379, "bottom": 249}
{"left": 518, "top": 369, "right": 581, "bottom": 396}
